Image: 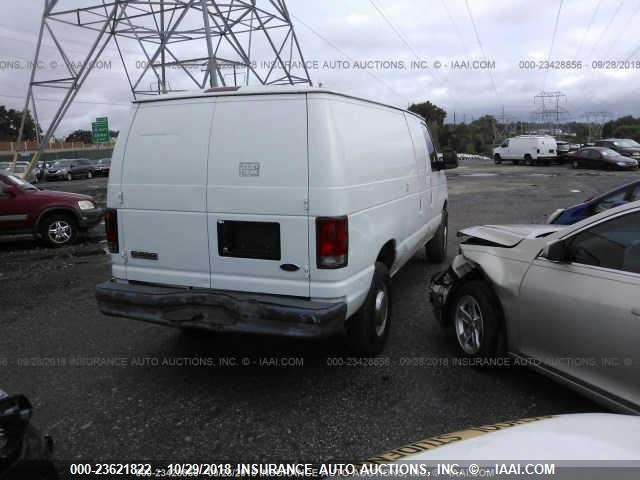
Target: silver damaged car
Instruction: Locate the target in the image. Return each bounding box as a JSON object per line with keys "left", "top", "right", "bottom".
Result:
{"left": 429, "top": 201, "right": 640, "bottom": 414}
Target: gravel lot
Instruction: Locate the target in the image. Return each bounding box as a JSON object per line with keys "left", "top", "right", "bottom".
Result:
{"left": 1, "top": 159, "right": 637, "bottom": 470}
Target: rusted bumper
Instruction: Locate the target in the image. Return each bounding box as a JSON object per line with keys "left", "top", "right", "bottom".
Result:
{"left": 95, "top": 280, "right": 347, "bottom": 338}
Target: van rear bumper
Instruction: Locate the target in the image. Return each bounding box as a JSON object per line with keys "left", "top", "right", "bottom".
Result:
{"left": 95, "top": 280, "right": 347, "bottom": 338}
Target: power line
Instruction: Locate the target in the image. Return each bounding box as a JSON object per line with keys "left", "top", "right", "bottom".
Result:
{"left": 463, "top": 0, "right": 499, "bottom": 102}
{"left": 586, "top": 0, "right": 624, "bottom": 59}
{"left": 290, "top": 13, "right": 411, "bottom": 104}
{"left": 575, "top": 0, "right": 602, "bottom": 58}
{"left": 367, "top": 0, "right": 421, "bottom": 61}
{"left": 0, "top": 93, "right": 130, "bottom": 107}
{"left": 603, "top": 2, "right": 640, "bottom": 59}
{"left": 439, "top": 0, "right": 470, "bottom": 53}
{"left": 543, "top": 0, "right": 564, "bottom": 91}
{"left": 365, "top": 0, "right": 458, "bottom": 110}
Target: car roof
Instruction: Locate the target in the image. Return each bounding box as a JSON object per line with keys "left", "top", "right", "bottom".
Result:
{"left": 133, "top": 85, "right": 426, "bottom": 122}
{"left": 557, "top": 199, "right": 640, "bottom": 239}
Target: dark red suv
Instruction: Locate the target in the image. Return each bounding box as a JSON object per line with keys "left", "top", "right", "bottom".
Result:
{"left": 0, "top": 171, "right": 103, "bottom": 247}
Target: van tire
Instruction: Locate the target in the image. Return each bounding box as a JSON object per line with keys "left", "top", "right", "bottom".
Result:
{"left": 347, "top": 262, "right": 391, "bottom": 355}
{"left": 426, "top": 208, "right": 448, "bottom": 263}
{"left": 524, "top": 154, "right": 532, "bottom": 166}
{"left": 493, "top": 154, "right": 501, "bottom": 164}
{"left": 513, "top": 160, "right": 520, "bottom": 166}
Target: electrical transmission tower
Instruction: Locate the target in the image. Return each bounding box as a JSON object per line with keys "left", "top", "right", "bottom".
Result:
{"left": 532, "top": 91, "right": 569, "bottom": 132}
{"left": 493, "top": 106, "right": 515, "bottom": 143}
{"left": 15, "top": 0, "right": 311, "bottom": 175}
{"left": 584, "top": 111, "right": 610, "bottom": 142}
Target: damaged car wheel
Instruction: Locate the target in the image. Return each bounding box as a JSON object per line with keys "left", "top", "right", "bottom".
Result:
{"left": 451, "top": 281, "right": 501, "bottom": 359}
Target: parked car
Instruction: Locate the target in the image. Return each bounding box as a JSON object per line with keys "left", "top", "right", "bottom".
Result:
{"left": 96, "top": 85, "right": 457, "bottom": 354}
{"left": 45, "top": 158, "right": 95, "bottom": 181}
{"left": 12, "top": 162, "right": 39, "bottom": 184}
{"left": 0, "top": 388, "right": 57, "bottom": 479}
{"left": 493, "top": 135, "right": 557, "bottom": 166}
{"left": 358, "top": 414, "right": 640, "bottom": 465}
{"left": 92, "top": 158, "right": 111, "bottom": 176}
{"left": 0, "top": 162, "right": 39, "bottom": 183}
{"left": 568, "top": 147, "right": 638, "bottom": 170}
{"left": 549, "top": 180, "right": 640, "bottom": 224}
{"left": 595, "top": 138, "right": 640, "bottom": 160}
{"left": 0, "top": 172, "right": 103, "bottom": 246}
{"left": 430, "top": 200, "right": 640, "bottom": 413}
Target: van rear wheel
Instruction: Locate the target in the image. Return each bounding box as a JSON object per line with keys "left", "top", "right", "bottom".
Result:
{"left": 347, "top": 262, "right": 391, "bottom": 355}
{"left": 426, "top": 208, "right": 448, "bottom": 263}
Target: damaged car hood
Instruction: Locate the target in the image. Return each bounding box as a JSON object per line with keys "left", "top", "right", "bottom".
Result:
{"left": 459, "top": 224, "right": 566, "bottom": 247}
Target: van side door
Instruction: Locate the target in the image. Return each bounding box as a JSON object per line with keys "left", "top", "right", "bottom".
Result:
{"left": 118, "top": 99, "right": 214, "bottom": 288}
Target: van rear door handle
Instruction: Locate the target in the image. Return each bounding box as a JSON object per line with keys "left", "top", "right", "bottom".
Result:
{"left": 631, "top": 308, "right": 640, "bottom": 317}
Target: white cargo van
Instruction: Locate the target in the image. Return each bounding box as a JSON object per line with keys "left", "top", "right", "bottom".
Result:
{"left": 95, "top": 85, "right": 456, "bottom": 354}
{"left": 493, "top": 135, "right": 557, "bottom": 165}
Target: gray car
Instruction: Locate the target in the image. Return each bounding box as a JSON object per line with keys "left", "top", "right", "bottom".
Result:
{"left": 430, "top": 201, "right": 640, "bottom": 413}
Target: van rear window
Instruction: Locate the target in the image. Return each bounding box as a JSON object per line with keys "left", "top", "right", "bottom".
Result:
{"left": 217, "top": 220, "right": 281, "bottom": 261}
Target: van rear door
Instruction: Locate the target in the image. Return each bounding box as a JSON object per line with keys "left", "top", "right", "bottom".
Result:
{"left": 118, "top": 99, "right": 214, "bottom": 288}
{"left": 207, "top": 94, "right": 310, "bottom": 297}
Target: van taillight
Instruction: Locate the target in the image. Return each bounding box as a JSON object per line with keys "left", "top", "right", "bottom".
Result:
{"left": 316, "top": 217, "right": 348, "bottom": 269}
{"left": 105, "top": 209, "right": 119, "bottom": 253}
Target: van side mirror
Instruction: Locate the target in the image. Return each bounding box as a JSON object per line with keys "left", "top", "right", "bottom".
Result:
{"left": 543, "top": 239, "right": 567, "bottom": 262}
{"left": 500, "top": 143, "right": 507, "bottom": 148}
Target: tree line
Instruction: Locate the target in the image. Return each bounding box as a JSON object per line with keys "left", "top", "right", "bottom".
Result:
{"left": 0, "top": 106, "right": 117, "bottom": 144}
{"left": 408, "top": 101, "right": 640, "bottom": 155}
{"left": 2, "top": 103, "right": 639, "bottom": 153}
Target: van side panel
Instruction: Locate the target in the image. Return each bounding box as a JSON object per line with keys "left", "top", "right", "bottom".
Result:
{"left": 107, "top": 104, "right": 137, "bottom": 281}
{"left": 405, "top": 115, "right": 438, "bottom": 254}
{"left": 117, "top": 100, "right": 214, "bottom": 288}
{"left": 307, "top": 94, "right": 417, "bottom": 315}
{"left": 207, "top": 95, "right": 310, "bottom": 297}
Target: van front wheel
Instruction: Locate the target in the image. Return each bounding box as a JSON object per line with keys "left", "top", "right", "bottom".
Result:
{"left": 347, "top": 262, "right": 391, "bottom": 355}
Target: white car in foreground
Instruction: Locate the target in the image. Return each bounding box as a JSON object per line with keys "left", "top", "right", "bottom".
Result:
{"left": 358, "top": 414, "right": 640, "bottom": 466}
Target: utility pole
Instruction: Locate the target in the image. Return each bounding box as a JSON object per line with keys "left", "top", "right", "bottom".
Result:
{"left": 17, "top": 0, "right": 312, "bottom": 178}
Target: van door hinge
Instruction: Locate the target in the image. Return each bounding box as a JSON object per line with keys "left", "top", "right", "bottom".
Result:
{"left": 117, "top": 191, "right": 124, "bottom": 204}
{"left": 303, "top": 197, "right": 309, "bottom": 211}
{"left": 304, "top": 265, "right": 310, "bottom": 279}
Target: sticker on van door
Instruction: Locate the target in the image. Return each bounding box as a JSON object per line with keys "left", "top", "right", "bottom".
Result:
{"left": 239, "top": 162, "right": 260, "bottom": 177}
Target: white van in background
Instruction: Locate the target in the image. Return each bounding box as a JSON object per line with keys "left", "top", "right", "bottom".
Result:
{"left": 95, "top": 85, "right": 457, "bottom": 354}
{"left": 493, "top": 135, "right": 557, "bottom": 165}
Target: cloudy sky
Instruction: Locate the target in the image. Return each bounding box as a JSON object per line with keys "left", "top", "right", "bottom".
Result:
{"left": 0, "top": 0, "right": 639, "bottom": 137}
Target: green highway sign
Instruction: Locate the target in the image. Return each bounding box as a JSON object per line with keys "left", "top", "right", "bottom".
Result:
{"left": 91, "top": 117, "right": 110, "bottom": 143}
